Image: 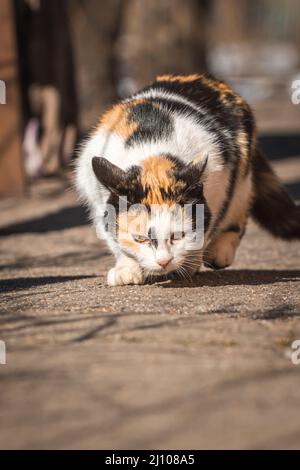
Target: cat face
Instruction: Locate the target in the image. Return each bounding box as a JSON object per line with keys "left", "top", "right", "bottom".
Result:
{"left": 92, "top": 155, "right": 210, "bottom": 276}
{"left": 116, "top": 204, "right": 205, "bottom": 275}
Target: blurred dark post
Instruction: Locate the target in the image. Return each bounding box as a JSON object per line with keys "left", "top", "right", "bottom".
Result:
{"left": 117, "top": 0, "right": 208, "bottom": 90}
{"left": 69, "top": 0, "right": 123, "bottom": 131}
{"left": 0, "top": 0, "right": 25, "bottom": 196}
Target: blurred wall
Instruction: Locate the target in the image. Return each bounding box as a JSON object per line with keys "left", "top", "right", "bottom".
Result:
{"left": 0, "top": 0, "right": 24, "bottom": 196}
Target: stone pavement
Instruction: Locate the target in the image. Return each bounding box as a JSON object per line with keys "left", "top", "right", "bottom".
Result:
{"left": 0, "top": 157, "right": 299, "bottom": 449}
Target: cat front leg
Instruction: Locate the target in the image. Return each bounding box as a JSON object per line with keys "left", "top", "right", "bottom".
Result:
{"left": 204, "top": 175, "right": 252, "bottom": 270}
{"left": 204, "top": 210, "right": 249, "bottom": 270}
{"left": 204, "top": 229, "right": 242, "bottom": 270}
{"left": 107, "top": 254, "right": 144, "bottom": 286}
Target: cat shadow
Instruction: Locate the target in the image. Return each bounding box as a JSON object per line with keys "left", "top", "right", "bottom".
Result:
{"left": 148, "top": 269, "right": 300, "bottom": 288}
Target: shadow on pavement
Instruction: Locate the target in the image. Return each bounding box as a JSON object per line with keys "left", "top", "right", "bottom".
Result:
{"left": 158, "top": 269, "right": 300, "bottom": 288}
{"left": 0, "top": 250, "right": 109, "bottom": 271}
{"left": 0, "top": 275, "right": 96, "bottom": 293}
{"left": 209, "top": 303, "right": 298, "bottom": 319}
{"left": 0, "top": 205, "right": 89, "bottom": 236}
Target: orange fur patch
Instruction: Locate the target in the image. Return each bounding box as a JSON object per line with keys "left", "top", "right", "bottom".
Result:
{"left": 140, "top": 156, "right": 177, "bottom": 205}
{"left": 201, "top": 76, "right": 237, "bottom": 104}
{"left": 99, "top": 98, "right": 151, "bottom": 138}
{"left": 100, "top": 103, "right": 137, "bottom": 138}
{"left": 157, "top": 74, "right": 201, "bottom": 83}
{"left": 200, "top": 75, "right": 248, "bottom": 108}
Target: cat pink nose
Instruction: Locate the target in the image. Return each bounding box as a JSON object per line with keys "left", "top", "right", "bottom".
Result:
{"left": 158, "top": 258, "right": 173, "bottom": 268}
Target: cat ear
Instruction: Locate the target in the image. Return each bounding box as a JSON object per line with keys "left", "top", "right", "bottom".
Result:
{"left": 175, "top": 156, "right": 208, "bottom": 184}
{"left": 92, "top": 157, "right": 127, "bottom": 193}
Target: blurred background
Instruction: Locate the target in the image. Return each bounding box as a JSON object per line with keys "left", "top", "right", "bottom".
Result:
{"left": 0, "top": 0, "right": 300, "bottom": 197}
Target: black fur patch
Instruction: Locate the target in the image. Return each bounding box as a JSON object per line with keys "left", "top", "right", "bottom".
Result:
{"left": 106, "top": 165, "right": 144, "bottom": 212}
{"left": 139, "top": 74, "right": 255, "bottom": 167}
{"left": 149, "top": 75, "right": 253, "bottom": 137}
{"left": 125, "top": 102, "right": 173, "bottom": 147}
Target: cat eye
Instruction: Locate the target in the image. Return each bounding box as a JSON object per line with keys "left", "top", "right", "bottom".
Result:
{"left": 133, "top": 234, "right": 150, "bottom": 244}
{"left": 170, "top": 232, "right": 185, "bottom": 243}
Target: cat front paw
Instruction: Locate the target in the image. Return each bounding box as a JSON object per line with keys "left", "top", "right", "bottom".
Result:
{"left": 204, "top": 232, "right": 239, "bottom": 269}
{"left": 107, "top": 265, "right": 144, "bottom": 286}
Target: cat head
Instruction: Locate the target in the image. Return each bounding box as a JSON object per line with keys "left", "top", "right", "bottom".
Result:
{"left": 92, "top": 154, "right": 210, "bottom": 276}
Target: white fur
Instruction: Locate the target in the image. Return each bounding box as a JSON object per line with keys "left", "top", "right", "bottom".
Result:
{"left": 107, "top": 255, "right": 144, "bottom": 286}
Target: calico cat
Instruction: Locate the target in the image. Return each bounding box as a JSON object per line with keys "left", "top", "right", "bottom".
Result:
{"left": 76, "top": 74, "right": 300, "bottom": 286}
